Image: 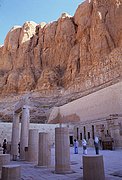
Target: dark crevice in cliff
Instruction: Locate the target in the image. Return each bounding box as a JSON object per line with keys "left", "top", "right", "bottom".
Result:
{"left": 52, "top": 65, "right": 66, "bottom": 87}
{"left": 71, "top": 17, "right": 78, "bottom": 34}
{"left": 40, "top": 57, "right": 43, "bottom": 68}
{"left": 76, "top": 58, "right": 80, "bottom": 74}
{"left": 104, "top": 10, "right": 108, "bottom": 22}
{"left": 36, "top": 26, "right": 40, "bottom": 36}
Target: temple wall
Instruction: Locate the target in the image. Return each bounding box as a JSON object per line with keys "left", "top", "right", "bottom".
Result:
{"left": 74, "top": 115, "right": 122, "bottom": 148}
{"left": 0, "top": 123, "right": 59, "bottom": 147}
{"left": 49, "top": 82, "right": 122, "bottom": 147}
{"left": 49, "top": 82, "right": 122, "bottom": 123}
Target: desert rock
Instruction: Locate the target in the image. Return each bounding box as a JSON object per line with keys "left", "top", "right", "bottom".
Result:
{"left": 0, "top": 0, "right": 121, "bottom": 122}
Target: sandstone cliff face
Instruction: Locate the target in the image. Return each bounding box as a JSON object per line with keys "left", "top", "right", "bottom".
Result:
{"left": 0, "top": 0, "right": 122, "bottom": 122}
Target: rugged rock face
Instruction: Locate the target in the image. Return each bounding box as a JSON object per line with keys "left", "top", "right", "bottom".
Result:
{"left": 0, "top": 0, "right": 122, "bottom": 122}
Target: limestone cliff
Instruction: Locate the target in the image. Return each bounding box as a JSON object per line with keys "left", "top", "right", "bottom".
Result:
{"left": 0, "top": 0, "right": 122, "bottom": 122}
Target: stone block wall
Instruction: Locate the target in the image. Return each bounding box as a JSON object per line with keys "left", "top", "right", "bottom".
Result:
{"left": 0, "top": 123, "right": 59, "bottom": 147}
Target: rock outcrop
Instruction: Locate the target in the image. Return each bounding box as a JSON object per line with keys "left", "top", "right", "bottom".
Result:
{"left": 0, "top": 0, "right": 121, "bottom": 122}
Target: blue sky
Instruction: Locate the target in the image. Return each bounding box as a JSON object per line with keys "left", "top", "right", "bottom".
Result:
{"left": 0, "top": 0, "right": 84, "bottom": 45}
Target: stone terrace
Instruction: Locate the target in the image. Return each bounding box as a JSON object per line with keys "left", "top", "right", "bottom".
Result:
{"left": 1, "top": 147, "right": 122, "bottom": 180}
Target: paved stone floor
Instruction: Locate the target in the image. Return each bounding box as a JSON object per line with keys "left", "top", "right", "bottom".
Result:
{"left": 1, "top": 147, "right": 122, "bottom": 180}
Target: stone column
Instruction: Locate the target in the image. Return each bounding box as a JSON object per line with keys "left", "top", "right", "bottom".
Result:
{"left": 38, "top": 132, "right": 51, "bottom": 167}
{"left": 28, "top": 129, "right": 39, "bottom": 163}
{"left": 83, "top": 155, "right": 105, "bottom": 180}
{"left": 20, "top": 105, "right": 30, "bottom": 160}
{"left": 55, "top": 127, "right": 71, "bottom": 174}
{"left": 11, "top": 112, "right": 20, "bottom": 160}
{"left": 1, "top": 165, "right": 21, "bottom": 180}
{"left": 0, "top": 154, "right": 10, "bottom": 170}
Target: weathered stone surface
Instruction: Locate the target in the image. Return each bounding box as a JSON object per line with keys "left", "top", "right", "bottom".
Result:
{"left": 48, "top": 106, "right": 80, "bottom": 124}
{"left": 83, "top": 155, "right": 105, "bottom": 180}
{"left": 0, "top": 154, "right": 10, "bottom": 170}
{"left": 1, "top": 165, "right": 21, "bottom": 180}
{"left": 4, "top": 26, "right": 21, "bottom": 53}
{"left": 48, "top": 82, "right": 122, "bottom": 124}
{"left": 0, "top": 0, "right": 121, "bottom": 122}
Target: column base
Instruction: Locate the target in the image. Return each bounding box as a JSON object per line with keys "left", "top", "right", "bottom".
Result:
{"left": 53, "top": 169, "right": 75, "bottom": 174}
{"left": 35, "top": 165, "right": 51, "bottom": 169}
{"left": 12, "top": 155, "right": 18, "bottom": 161}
